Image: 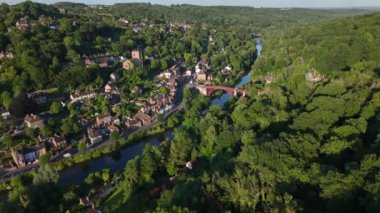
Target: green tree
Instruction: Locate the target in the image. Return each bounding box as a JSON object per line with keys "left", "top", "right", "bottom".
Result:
{"left": 78, "top": 140, "right": 87, "bottom": 153}
{"left": 49, "top": 101, "right": 62, "bottom": 114}
{"left": 0, "top": 91, "right": 12, "bottom": 109}
{"left": 38, "top": 153, "right": 51, "bottom": 165}
{"left": 2, "top": 135, "right": 13, "bottom": 148}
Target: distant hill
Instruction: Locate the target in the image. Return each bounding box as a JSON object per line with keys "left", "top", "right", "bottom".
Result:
{"left": 52, "top": 1, "right": 87, "bottom": 9}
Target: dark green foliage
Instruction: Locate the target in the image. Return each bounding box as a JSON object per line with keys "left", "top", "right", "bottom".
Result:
{"left": 1, "top": 1, "right": 379, "bottom": 212}
{"left": 114, "top": 11, "right": 380, "bottom": 213}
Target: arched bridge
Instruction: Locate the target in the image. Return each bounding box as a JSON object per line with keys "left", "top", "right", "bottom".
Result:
{"left": 196, "top": 85, "right": 248, "bottom": 97}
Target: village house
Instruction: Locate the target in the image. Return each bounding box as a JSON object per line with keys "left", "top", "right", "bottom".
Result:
{"left": 0, "top": 107, "right": 10, "bottom": 120}
{"left": 125, "top": 118, "right": 143, "bottom": 129}
{"left": 185, "top": 69, "right": 193, "bottom": 77}
{"left": 87, "top": 128, "right": 103, "bottom": 145}
{"left": 58, "top": 8, "right": 66, "bottom": 14}
{"left": 209, "top": 35, "right": 216, "bottom": 45}
{"left": 185, "top": 161, "right": 193, "bottom": 170}
{"left": 111, "top": 116, "right": 121, "bottom": 125}
{"left": 179, "top": 23, "right": 192, "bottom": 31}
{"left": 158, "top": 104, "right": 174, "bottom": 114}
{"left": 196, "top": 71, "right": 207, "bottom": 82}
{"left": 0, "top": 51, "right": 14, "bottom": 59}
{"left": 49, "top": 24, "right": 59, "bottom": 30}
{"left": 107, "top": 124, "right": 119, "bottom": 133}
{"left": 70, "top": 90, "right": 96, "bottom": 103}
{"left": 84, "top": 55, "right": 110, "bottom": 68}
{"left": 167, "top": 77, "right": 178, "bottom": 87}
{"left": 169, "top": 64, "right": 181, "bottom": 76}
{"left": 110, "top": 72, "right": 120, "bottom": 81}
{"left": 195, "top": 60, "right": 210, "bottom": 73}
{"left": 122, "top": 59, "right": 134, "bottom": 70}
{"left": 138, "top": 104, "right": 151, "bottom": 114}
{"left": 135, "top": 112, "right": 153, "bottom": 126}
{"left": 1, "top": 111, "right": 10, "bottom": 120}
{"left": 50, "top": 134, "right": 67, "bottom": 149}
{"left": 131, "top": 86, "right": 142, "bottom": 95}
{"left": 38, "top": 135, "right": 49, "bottom": 143}
{"left": 104, "top": 83, "right": 119, "bottom": 94}
{"left": 119, "top": 18, "right": 129, "bottom": 25}
{"left": 265, "top": 74, "right": 274, "bottom": 84}
{"left": 206, "top": 74, "right": 214, "bottom": 83}
{"left": 221, "top": 65, "right": 232, "bottom": 75}
{"left": 78, "top": 117, "right": 90, "bottom": 128}
{"left": 132, "top": 49, "right": 144, "bottom": 60}
{"left": 169, "top": 86, "right": 177, "bottom": 97}
{"left": 133, "top": 26, "right": 142, "bottom": 33}
{"left": 11, "top": 145, "right": 46, "bottom": 167}
{"left": 16, "top": 20, "right": 31, "bottom": 31}
{"left": 305, "top": 69, "right": 325, "bottom": 82}
{"left": 24, "top": 114, "right": 44, "bottom": 129}
{"left": 163, "top": 70, "right": 172, "bottom": 79}
{"left": 122, "top": 59, "right": 143, "bottom": 70}
{"left": 257, "top": 89, "right": 266, "bottom": 96}
{"left": 96, "top": 114, "right": 120, "bottom": 126}
{"left": 96, "top": 114, "right": 112, "bottom": 126}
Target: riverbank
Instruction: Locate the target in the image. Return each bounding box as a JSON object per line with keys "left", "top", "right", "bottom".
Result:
{"left": 100, "top": 37, "right": 263, "bottom": 211}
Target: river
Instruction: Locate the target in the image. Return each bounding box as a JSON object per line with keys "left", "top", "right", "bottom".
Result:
{"left": 59, "top": 131, "right": 173, "bottom": 185}
{"left": 57, "top": 37, "right": 263, "bottom": 186}
{"left": 211, "top": 37, "right": 262, "bottom": 107}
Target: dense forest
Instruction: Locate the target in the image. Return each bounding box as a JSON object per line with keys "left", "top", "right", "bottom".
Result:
{"left": 104, "top": 11, "right": 380, "bottom": 213}
{"left": 0, "top": 2, "right": 379, "bottom": 213}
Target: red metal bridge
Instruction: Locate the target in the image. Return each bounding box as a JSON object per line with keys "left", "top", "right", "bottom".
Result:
{"left": 196, "top": 85, "right": 248, "bottom": 97}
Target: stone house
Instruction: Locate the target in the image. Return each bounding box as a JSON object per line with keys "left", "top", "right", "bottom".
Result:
{"left": 122, "top": 59, "right": 134, "bottom": 70}
{"left": 16, "top": 20, "right": 31, "bottom": 31}
{"left": 206, "top": 74, "right": 214, "bottom": 83}
{"left": 196, "top": 71, "right": 207, "bottom": 82}
{"left": 84, "top": 55, "right": 110, "bottom": 68}
{"left": 24, "top": 114, "right": 44, "bottom": 129}
{"left": 87, "top": 128, "right": 103, "bottom": 145}
{"left": 96, "top": 114, "right": 120, "bottom": 126}
{"left": 50, "top": 134, "right": 67, "bottom": 149}
{"left": 125, "top": 118, "right": 143, "bottom": 129}
{"left": 96, "top": 114, "right": 112, "bottom": 126}
{"left": 1, "top": 108, "right": 10, "bottom": 120}
{"left": 111, "top": 116, "right": 121, "bottom": 125}
{"left": 195, "top": 60, "right": 210, "bottom": 73}
{"left": 135, "top": 112, "right": 153, "bottom": 126}
{"left": 110, "top": 72, "right": 120, "bottom": 81}
{"left": 38, "top": 135, "right": 49, "bottom": 143}
{"left": 49, "top": 24, "right": 59, "bottom": 30}
{"left": 131, "top": 86, "right": 142, "bottom": 95}
{"left": 70, "top": 90, "right": 96, "bottom": 103}
{"left": 104, "top": 83, "right": 113, "bottom": 93}
{"left": 123, "top": 59, "right": 143, "bottom": 70}
{"left": 0, "top": 51, "right": 14, "bottom": 59}
{"left": 107, "top": 124, "right": 119, "bottom": 133}
{"left": 221, "top": 65, "right": 232, "bottom": 75}
{"left": 11, "top": 145, "right": 46, "bottom": 167}
{"left": 185, "top": 69, "right": 193, "bottom": 77}
{"left": 163, "top": 71, "right": 172, "bottom": 79}
{"left": 265, "top": 74, "right": 274, "bottom": 84}
{"left": 131, "top": 49, "right": 144, "bottom": 60}
{"left": 305, "top": 69, "right": 324, "bottom": 82}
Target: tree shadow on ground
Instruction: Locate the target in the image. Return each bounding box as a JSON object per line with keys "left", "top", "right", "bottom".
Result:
{"left": 373, "top": 67, "right": 380, "bottom": 77}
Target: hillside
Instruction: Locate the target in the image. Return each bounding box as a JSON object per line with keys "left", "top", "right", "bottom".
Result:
{"left": 0, "top": 2, "right": 379, "bottom": 212}
{"left": 106, "top": 12, "right": 380, "bottom": 212}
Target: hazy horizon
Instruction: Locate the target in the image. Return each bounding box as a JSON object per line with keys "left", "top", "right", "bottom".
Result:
{"left": 1, "top": 0, "right": 380, "bottom": 8}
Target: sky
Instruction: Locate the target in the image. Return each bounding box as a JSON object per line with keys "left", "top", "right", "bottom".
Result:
{"left": 1, "top": 0, "right": 380, "bottom": 8}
